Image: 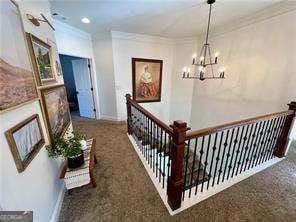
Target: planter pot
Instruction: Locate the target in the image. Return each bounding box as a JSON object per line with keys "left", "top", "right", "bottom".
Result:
{"left": 67, "top": 150, "right": 84, "bottom": 169}
{"left": 80, "top": 139, "right": 87, "bottom": 150}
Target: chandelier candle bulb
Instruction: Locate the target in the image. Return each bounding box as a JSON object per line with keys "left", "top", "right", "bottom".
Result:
{"left": 192, "top": 54, "right": 197, "bottom": 64}
{"left": 214, "top": 52, "right": 219, "bottom": 63}
{"left": 182, "top": 67, "right": 187, "bottom": 78}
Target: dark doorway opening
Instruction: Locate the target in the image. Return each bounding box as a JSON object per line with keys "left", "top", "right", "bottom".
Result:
{"left": 59, "top": 54, "right": 79, "bottom": 112}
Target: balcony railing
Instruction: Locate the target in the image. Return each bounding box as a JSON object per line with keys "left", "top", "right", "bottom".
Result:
{"left": 126, "top": 94, "right": 296, "bottom": 211}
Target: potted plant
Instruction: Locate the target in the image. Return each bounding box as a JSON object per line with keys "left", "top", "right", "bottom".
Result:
{"left": 46, "top": 131, "right": 87, "bottom": 169}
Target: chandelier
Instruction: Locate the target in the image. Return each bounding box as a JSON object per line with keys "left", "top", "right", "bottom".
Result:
{"left": 182, "top": 0, "right": 226, "bottom": 81}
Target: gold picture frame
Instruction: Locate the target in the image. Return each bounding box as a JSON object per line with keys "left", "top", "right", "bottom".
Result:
{"left": 0, "top": 0, "right": 38, "bottom": 112}
{"left": 5, "top": 114, "right": 45, "bottom": 173}
{"left": 40, "top": 84, "right": 71, "bottom": 142}
{"left": 132, "top": 58, "right": 163, "bottom": 103}
{"left": 26, "top": 32, "right": 56, "bottom": 86}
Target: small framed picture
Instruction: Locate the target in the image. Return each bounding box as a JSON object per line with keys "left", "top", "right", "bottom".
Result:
{"left": 40, "top": 84, "right": 71, "bottom": 141}
{"left": 5, "top": 114, "right": 45, "bottom": 173}
{"left": 132, "top": 58, "right": 163, "bottom": 103}
{"left": 26, "top": 33, "right": 56, "bottom": 85}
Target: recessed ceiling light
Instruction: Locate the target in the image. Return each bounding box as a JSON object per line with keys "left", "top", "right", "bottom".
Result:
{"left": 81, "top": 17, "right": 90, "bottom": 24}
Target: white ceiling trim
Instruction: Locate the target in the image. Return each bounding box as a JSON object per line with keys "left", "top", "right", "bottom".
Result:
{"left": 54, "top": 20, "right": 92, "bottom": 41}
{"left": 204, "top": 1, "right": 296, "bottom": 40}
{"left": 111, "top": 30, "right": 175, "bottom": 45}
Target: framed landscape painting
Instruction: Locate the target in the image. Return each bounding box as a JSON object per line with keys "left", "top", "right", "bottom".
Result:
{"left": 5, "top": 114, "right": 45, "bottom": 173}
{"left": 40, "top": 85, "right": 71, "bottom": 141}
{"left": 0, "top": 0, "right": 38, "bottom": 112}
{"left": 26, "top": 33, "right": 56, "bottom": 85}
{"left": 132, "top": 58, "right": 163, "bottom": 103}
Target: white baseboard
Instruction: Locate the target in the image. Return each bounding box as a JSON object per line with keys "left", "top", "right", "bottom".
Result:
{"left": 50, "top": 184, "right": 66, "bottom": 222}
{"left": 127, "top": 134, "right": 284, "bottom": 216}
{"left": 100, "top": 114, "right": 124, "bottom": 121}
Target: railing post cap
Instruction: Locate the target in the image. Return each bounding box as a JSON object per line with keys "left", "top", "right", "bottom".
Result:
{"left": 125, "top": 94, "right": 131, "bottom": 98}
{"left": 288, "top": 101, "right": 296, "bottom": 111}
{"left": 173, "top": 120, "right": 187, "bottom": 127}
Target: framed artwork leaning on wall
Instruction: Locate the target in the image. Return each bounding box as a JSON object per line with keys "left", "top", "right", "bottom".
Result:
{"left": 5, "top": 114, "right": 45, "bottom": 173}
{"left": 40, "top": 84, "right": 71, "bottom": 142}
{"left": 26, "top": 32, "right": 56, "bottom": 86}
{"left": 0, "top": 0, "right": 38, "bottom": 112}
{"left": 132, "top": 58, "right": 163, "bottom": 103}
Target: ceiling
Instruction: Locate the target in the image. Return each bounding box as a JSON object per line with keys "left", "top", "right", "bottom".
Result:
{"left": 50, "top": 0, "right": 285, "bottom": 38}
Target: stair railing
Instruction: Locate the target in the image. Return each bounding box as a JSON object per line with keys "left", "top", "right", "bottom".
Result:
{"left": 126, "top": 94, "right": 296, "bottom": 211}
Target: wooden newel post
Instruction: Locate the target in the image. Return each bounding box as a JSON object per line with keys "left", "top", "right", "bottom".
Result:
{"left": 167, "top": 120, "right": 188, "bottom": 210}
{"left": 275, "top": 101, "right": 296, "bottom": 157}
{"left": 125, "top": 94, "right": 133, "bottom": 135}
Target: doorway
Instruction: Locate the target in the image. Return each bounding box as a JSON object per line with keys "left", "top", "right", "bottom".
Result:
{"left": 59, "top": 54, "right": 96, "bottom": 119}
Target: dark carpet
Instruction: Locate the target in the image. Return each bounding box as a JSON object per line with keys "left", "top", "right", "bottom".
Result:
{"left": 59, "top": 116, "right": 296, "bottom": 222}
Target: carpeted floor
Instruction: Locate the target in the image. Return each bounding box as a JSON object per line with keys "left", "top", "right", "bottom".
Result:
{"left": 59, "top": 116, "right": 296, "bottom": 222}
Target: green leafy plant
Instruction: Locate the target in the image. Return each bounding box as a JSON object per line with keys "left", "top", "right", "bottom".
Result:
{"left": 46, "top": 131, "right": 86, "bottom": 159}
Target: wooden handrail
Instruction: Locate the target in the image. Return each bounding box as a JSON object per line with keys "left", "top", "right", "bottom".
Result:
{"left": 186, "top": 110, "right": 294, "bottom": 140}
{"left": 126, "top": 94, "right": 173, "bottom": 134}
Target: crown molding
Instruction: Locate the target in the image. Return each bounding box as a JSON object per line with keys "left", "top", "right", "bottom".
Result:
{"left": 54, "top": 20, "right": 92, "bottom": 41}
{"left": 110, "top": 30, "right": 175, "bottom": 45}
{"left": 205, "top": 1, "right": 296, "bottom": 39}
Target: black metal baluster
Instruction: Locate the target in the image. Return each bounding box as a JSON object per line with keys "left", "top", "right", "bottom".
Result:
{"left": 153, "top": 122, "right": 157, "bottom": 170}
{"left": 145, "top": 115, "right": 148, "bottom": 157}
{"left": 243, "top": 123, "right": 259, "bottom": 172}
{"left": 183, "top": 140, "right": 191, "bottom": 200}
{"left": 145, "top": 117, "right": 148, "bottom": 160}
{"left": 201, "top": 135, "right": 211, "bottom": 192}
{"left": 195, "top": 136, "right": 205, "bottom": 195}
{"left": 268, "top": 116, "right": 286, "bottom": 160}
{"left": 258, "top": 118, "right": 275, "bottom": 165}
{"left": 207, "top": 133, "right": 218, "bottom": 189}
{"left": 227, "top": 127, "right": 241, "bottom": 180}
{"left": 248, "top": 121, "right": 265, "bottom": 170}
{"left": 252, "top": 120, "right": 269, "bottom": 168}
{"left": 167, "top": 135, "right": 172, "bottom": 181}
{"left": 156, "top": 126, "right": 160, "bottom": 176}
{"left": 231, "top": 126, "right": 245, "bottom": 179}
{"left": 212, "top": 131, "right": 224, "bottom": 187}
{"left": 239, "top": 124, "right": 255, "bottom": 174}
{"left": 264, "top": 117, "right": 281, "bottom": 162}
{"left": 222, "top": 129, "right": 235, "bottom": 182}
{"left": 217, "top": 130, "right": 230, "bottom": 185}
{"left": 159, "top": 129, "right": 163, "bottom": 183}
{"left": 150, "top": 119, "right": 153, "bottom": 167}
{"left": 189, "top": 138, "right": 199, "bottom": 196}
{"left": 162, "top": 132, "right": 167, "bottom": 188}
{"left": 264, "top": 117, "right": 280, "bottom": 162}
{"left": 147, "top": 118, "right": 150, "bottom": 163}
{"left": 233, "top": 125, "right": 248, "bottom": 177}
{"left": 139, "top": 112, "right": 143, "bottom": 152}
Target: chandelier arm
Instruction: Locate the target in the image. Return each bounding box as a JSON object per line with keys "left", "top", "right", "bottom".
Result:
{"left": 198, "top": 44, "right": 205, "bottom": 66}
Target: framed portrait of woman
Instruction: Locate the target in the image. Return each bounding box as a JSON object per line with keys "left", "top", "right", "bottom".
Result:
{"left": 132, "top": 58, "right": 163, "bottom": 103}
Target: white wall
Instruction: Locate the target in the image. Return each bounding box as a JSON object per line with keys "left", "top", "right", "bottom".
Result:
{"left": 54, "top": 20, "right": 100, "bottom": 119}
{"left": 111, "top": 31, "right": 174, "bottom": 123}
{"left": 189, "top": 10, "right": 296, "bottom": 132}
{"left": 169, "top": 39, "right": 198, "bottom": 123}
{"left": 92, "top": 33, "right": 118, "bottom": 120}
{"left": 0, "top": 1, "right": 66, "bottom": 221}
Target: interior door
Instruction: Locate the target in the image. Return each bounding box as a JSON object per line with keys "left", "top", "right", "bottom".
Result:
{"left": 72, "top": 59, "right": 95, "bottom": 118}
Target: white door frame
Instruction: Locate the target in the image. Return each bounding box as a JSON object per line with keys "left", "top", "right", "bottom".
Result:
{"left": 59, "top": 53, "right": 100, "bottom": 119}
